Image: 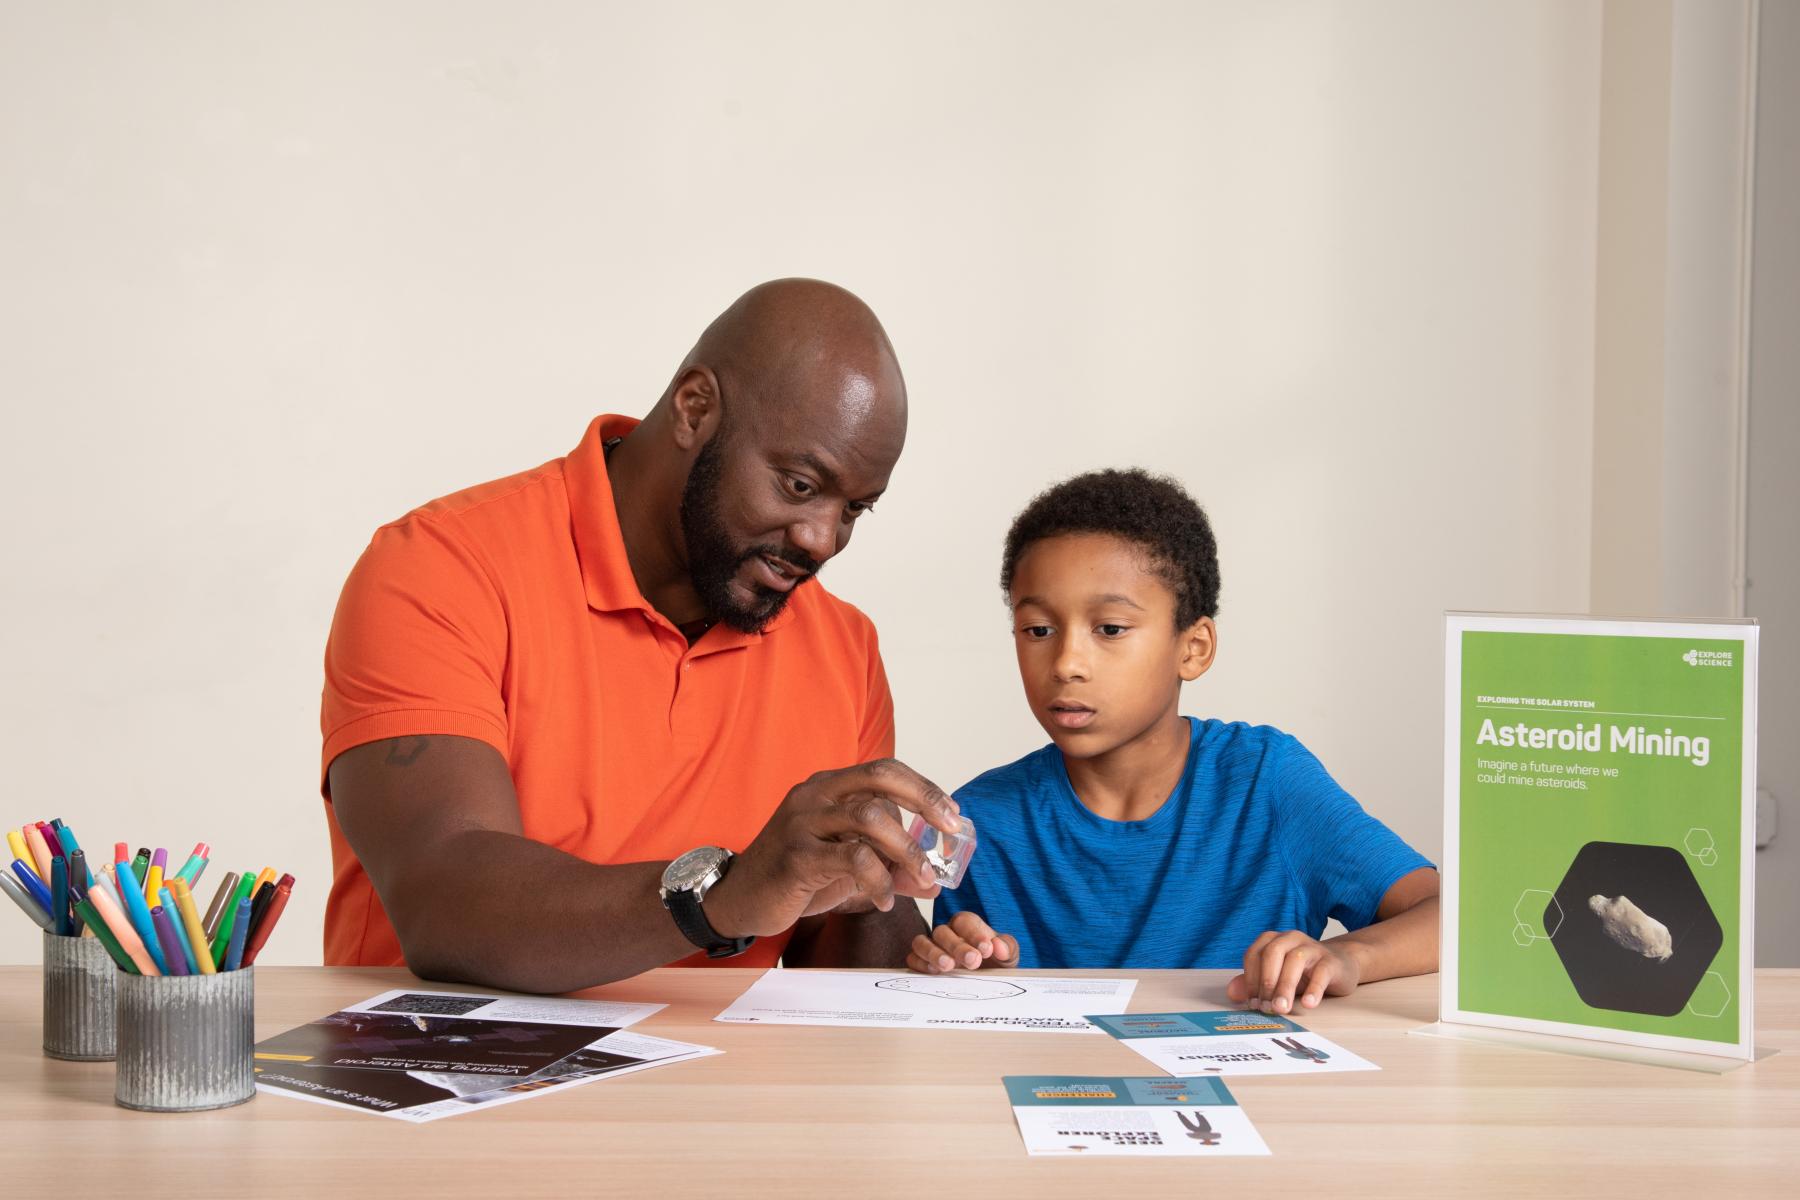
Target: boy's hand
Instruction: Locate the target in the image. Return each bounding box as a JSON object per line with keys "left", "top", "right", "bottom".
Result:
{"left": 907, "top": 911, "right": 1020, "bottom": 974}
{"left": 1225, "top": 930, "right": 1364, "bottom": 1015}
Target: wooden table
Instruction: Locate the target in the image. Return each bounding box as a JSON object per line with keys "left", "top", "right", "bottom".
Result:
{"left": 4, "top": 966, "right": 1797, "bottom": 1196}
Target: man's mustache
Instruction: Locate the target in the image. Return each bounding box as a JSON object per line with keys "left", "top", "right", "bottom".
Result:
{"left": 744, "top": 545, "right": 822, "bottom": 578}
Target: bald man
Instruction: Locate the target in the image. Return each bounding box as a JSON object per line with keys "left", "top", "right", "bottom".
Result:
{"left": 320, "top": 279, "right": 956, "bottom": 993}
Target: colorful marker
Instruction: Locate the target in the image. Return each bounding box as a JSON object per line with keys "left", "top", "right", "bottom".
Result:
{"left": 0, "top": 871, "right": 52, "bottom": 930}
{"left": 129, "top": 848, "right": 150, "bottom": 886}
{"left": 49, "top": 855, "right": 70, "bottom": 936}
{"left": 158, "top": 887, "right": 198, "bottom": 974}
{"left": 202, "top": 871, "right": 241, "bottom": 940}
{"left": 6, "top": 831, "right": 36, "bottom": 879}
{"left": 59, "top": 830, "right": 94, "bottom": 887}
{"left": 222, "top": 896, "right": 252, "bottom": 971}
{"left": 167, "top": 877, "right": 216, "bottom": 974}
{"left": 87, "top": 884, "right": 160, "bottom": 975}
{"left": 144, "top": 847, "right": 167, "bottom": 903}
{"left": 246, "top": 880, "right": 276, "bottom": 941}
{"left": 174, "top": 842, "right": 209, "bottom": 885}
{"left": 24, "top": 825, "right": 54, "bottom": 884}
{"left": 72, "top": 898, "right": 136, "bottom": 972}
{"left": 12, "top": 860, "right": 53, "bottom": 912}
{"left": 210, "top": 871, "right": 257, "bottom": 965}
{"left": 242, "top": 875, "right": 293, "bottom": 966}
{"left": 112, "top": 850, "right": 168, "bottom": 973}
{"left": 150, "top": 905, "right": 191, "bottom": 976}
{"left": 66, "top": 851, "right": 90, "bottom": 936}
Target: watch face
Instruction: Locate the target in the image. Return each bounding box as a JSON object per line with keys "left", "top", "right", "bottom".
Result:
{"left": 664, "top": 846, "right": 727, "bottom": 892}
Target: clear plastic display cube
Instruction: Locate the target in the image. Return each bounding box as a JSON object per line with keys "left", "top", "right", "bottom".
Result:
{"left": 903, "top": 811, "right": 977, "bottom": 889}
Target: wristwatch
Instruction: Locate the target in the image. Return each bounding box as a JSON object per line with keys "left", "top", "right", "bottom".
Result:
{"left": 659, "top": 846, "right": 755, "bottom": 959}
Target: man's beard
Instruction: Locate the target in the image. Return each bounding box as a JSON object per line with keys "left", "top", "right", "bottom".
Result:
{"left": 679, "top": 431, "right": 822, "bottom": 633}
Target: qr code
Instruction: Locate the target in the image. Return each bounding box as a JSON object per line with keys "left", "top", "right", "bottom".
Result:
{"left": 367, "top": 993, "right": 492, "bottom": 1016}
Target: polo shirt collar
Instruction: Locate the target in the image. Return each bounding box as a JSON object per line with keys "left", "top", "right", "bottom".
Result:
{"left": 565, "top": 414, "right": 795, "bottom": 641}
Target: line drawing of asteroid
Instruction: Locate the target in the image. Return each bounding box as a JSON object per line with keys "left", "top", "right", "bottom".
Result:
{"left": 873, "top": 977, "right": 1026, "bottom": 1001}
{"left": 1588, "top": 894, "right": 1673, "bottom": 961}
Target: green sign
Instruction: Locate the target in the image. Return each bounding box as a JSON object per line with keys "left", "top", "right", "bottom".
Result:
{"left": 1441, "top": 615, "right": 1757, "bottom": 1060}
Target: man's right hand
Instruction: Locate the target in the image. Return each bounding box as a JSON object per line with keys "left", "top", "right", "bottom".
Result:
{"left": 704, "top": 758, "right": 962, "bottom": 939}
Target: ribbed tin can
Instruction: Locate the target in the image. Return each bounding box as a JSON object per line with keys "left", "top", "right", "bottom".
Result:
{"left": 115, "top": 967, "right": 255, "bottom": 1111}
{"left": 42, "top": 929, "right": 118, "bottom": 1060}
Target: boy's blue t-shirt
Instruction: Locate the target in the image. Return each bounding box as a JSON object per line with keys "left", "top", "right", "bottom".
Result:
{"left": 933, "top": 717, "right": 1434, "bottom": 969}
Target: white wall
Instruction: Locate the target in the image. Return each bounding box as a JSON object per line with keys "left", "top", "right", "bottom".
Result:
{"left": 0, "top": 1, "right": 1606, "bottom": 964}
{"left": 1746, "top": 0, "right": 1800, "bottom": 967}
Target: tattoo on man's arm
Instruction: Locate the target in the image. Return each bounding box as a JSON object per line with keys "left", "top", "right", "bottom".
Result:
{"left": 385, "top": 738, "right": 429, "bottom": 767}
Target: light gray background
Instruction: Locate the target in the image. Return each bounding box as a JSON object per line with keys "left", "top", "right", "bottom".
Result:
{"left": 2, "top": 1, "right": 1791, "bottom": 965}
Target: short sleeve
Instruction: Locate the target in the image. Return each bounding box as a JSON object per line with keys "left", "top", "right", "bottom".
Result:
{"left": 855, "top": 621, "right": 896, "bottom": 762}
{"left": 320, "top": 514, "right": 511, "bottom": 788}
{"left": 1272, "top": 737, "right": 1434, "bottom": 931}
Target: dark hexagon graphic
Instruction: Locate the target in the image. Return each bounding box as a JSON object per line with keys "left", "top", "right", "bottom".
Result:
{"left": 1546, "top": 840, "right": 1722, "bottom": 1017}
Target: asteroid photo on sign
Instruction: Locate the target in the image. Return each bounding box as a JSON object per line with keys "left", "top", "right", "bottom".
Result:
{"left": 1547, "top": 841, "right": 1723, "bottom": 1017}
{"left": 1587, "top": 894, "right": 1674, "bottom": 961}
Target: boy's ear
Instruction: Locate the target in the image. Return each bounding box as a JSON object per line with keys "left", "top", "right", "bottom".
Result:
{"left": 1177, "top": 616, "right": 1218, "bottom": 682}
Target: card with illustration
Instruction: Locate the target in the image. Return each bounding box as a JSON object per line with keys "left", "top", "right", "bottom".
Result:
{"left": 1004, "top": 1075, "right": 1270, "bottom": 1156}
{"left": 1085, "top": 1010, "right": 1379, "bottom": 1076}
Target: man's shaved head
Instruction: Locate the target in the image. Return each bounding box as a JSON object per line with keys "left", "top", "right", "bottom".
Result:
{"left": 672, "top": 278, "right": 906, "bottom": 441}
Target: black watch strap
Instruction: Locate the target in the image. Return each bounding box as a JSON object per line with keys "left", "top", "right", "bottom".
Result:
{"left": 663, "top": 851, "right": 755, "bottom": 959}
{"left": 666, "top": 888, "right": 751, "bottom": 959}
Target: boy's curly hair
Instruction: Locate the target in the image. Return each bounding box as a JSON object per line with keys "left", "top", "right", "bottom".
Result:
{"left": 1001, "top": 468, "right": 1220, "bottom": 628}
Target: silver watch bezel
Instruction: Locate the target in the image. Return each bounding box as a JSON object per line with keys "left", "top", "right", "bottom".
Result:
{"left": 660, "top": 846, "right": 732, "bottom": 904}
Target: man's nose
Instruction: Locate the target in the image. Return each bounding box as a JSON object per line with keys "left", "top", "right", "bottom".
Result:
{"left": 787, "top": 514, "right": 835, "bottom": 566}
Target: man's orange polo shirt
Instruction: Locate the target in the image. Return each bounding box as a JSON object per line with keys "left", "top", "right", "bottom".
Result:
{"left": 319, "top": 414, "right": 895, "bottom": 968}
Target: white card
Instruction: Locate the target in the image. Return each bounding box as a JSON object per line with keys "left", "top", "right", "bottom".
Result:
{"left": 1086, "top": 1010, "right": 1379, "bottom": 1075}
{"left": 716, "top": 969, "right": 1136, "bottom": 1033}
{"left": 1007, "top": 1076, "right": 1271, "bottom": 1156}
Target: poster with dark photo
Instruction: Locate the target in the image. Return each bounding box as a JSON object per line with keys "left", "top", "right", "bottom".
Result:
{"left": 256, "top": 1010, "right": 610, "bottom": 1076}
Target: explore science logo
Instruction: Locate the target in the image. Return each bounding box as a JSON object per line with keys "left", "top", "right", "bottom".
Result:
{"left": 1682, "top": 648, "right": 1734, "bottom": 668}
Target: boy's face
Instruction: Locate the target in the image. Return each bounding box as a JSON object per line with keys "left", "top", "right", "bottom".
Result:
{"left": 1008, "top": 532, "right": 1216, "bottom": 759}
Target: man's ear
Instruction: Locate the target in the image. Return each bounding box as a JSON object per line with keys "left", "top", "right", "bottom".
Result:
{"left": 668, "top": 366, "right": 722, "bottom": 452}
{"left": 1177, "top": 616, "right": 1217, "bottom": 682}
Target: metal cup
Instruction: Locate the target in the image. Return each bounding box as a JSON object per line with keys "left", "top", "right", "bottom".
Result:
{"left": 115, "top": 967, "right": 255, "bottom": 1111}
{"left": 42, "top": 929, "right": 118, "bottom": 1060}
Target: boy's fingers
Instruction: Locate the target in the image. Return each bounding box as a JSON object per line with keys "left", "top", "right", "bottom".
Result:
{"left": 909, "top": 934, "right": 953, "bottom": 974}
{"left": 949, "top": 911, "right": 999, "bottom": 955}
{"left": 1300, "top": 959, "right": 1334, "bottom": 1008}
{"left": 931, "top": 924, "right": 983, "bottom": 970}
{"left": 991, "top": 933, "right": 1020, "bottom": 965}
{"left": 1240, "top": 931, "right": 1277, "bottom": 1006}
{"left": 1258, "top": 946, "right": 1290, "bottom": 1008}
{"left": 1258, "top": 933, "right": 1310, "bottom": 1009}
{"left": 1272, "top": 945, "right": 1314, "bottom": 1014}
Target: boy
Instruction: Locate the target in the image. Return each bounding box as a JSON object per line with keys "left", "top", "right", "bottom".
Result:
{"left": 909, "top": 469, "right": 1438, "bottom": 1015}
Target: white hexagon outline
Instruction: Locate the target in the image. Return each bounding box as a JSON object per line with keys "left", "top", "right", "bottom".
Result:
{"left": 1683, "top": 827, "right": 1716, "bottom": 862}
{"left": 1511, "top": 923, "right": 1534, "bottom": 947}
{"left": 1686, "top": 970, "right": 1731, "bottom": 1018}
{"left": 1511, "top": 888, "right": 1563, "bottom": 942}
{"left": 1698, "top": 848, "right": 1718, "bottom": 867}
